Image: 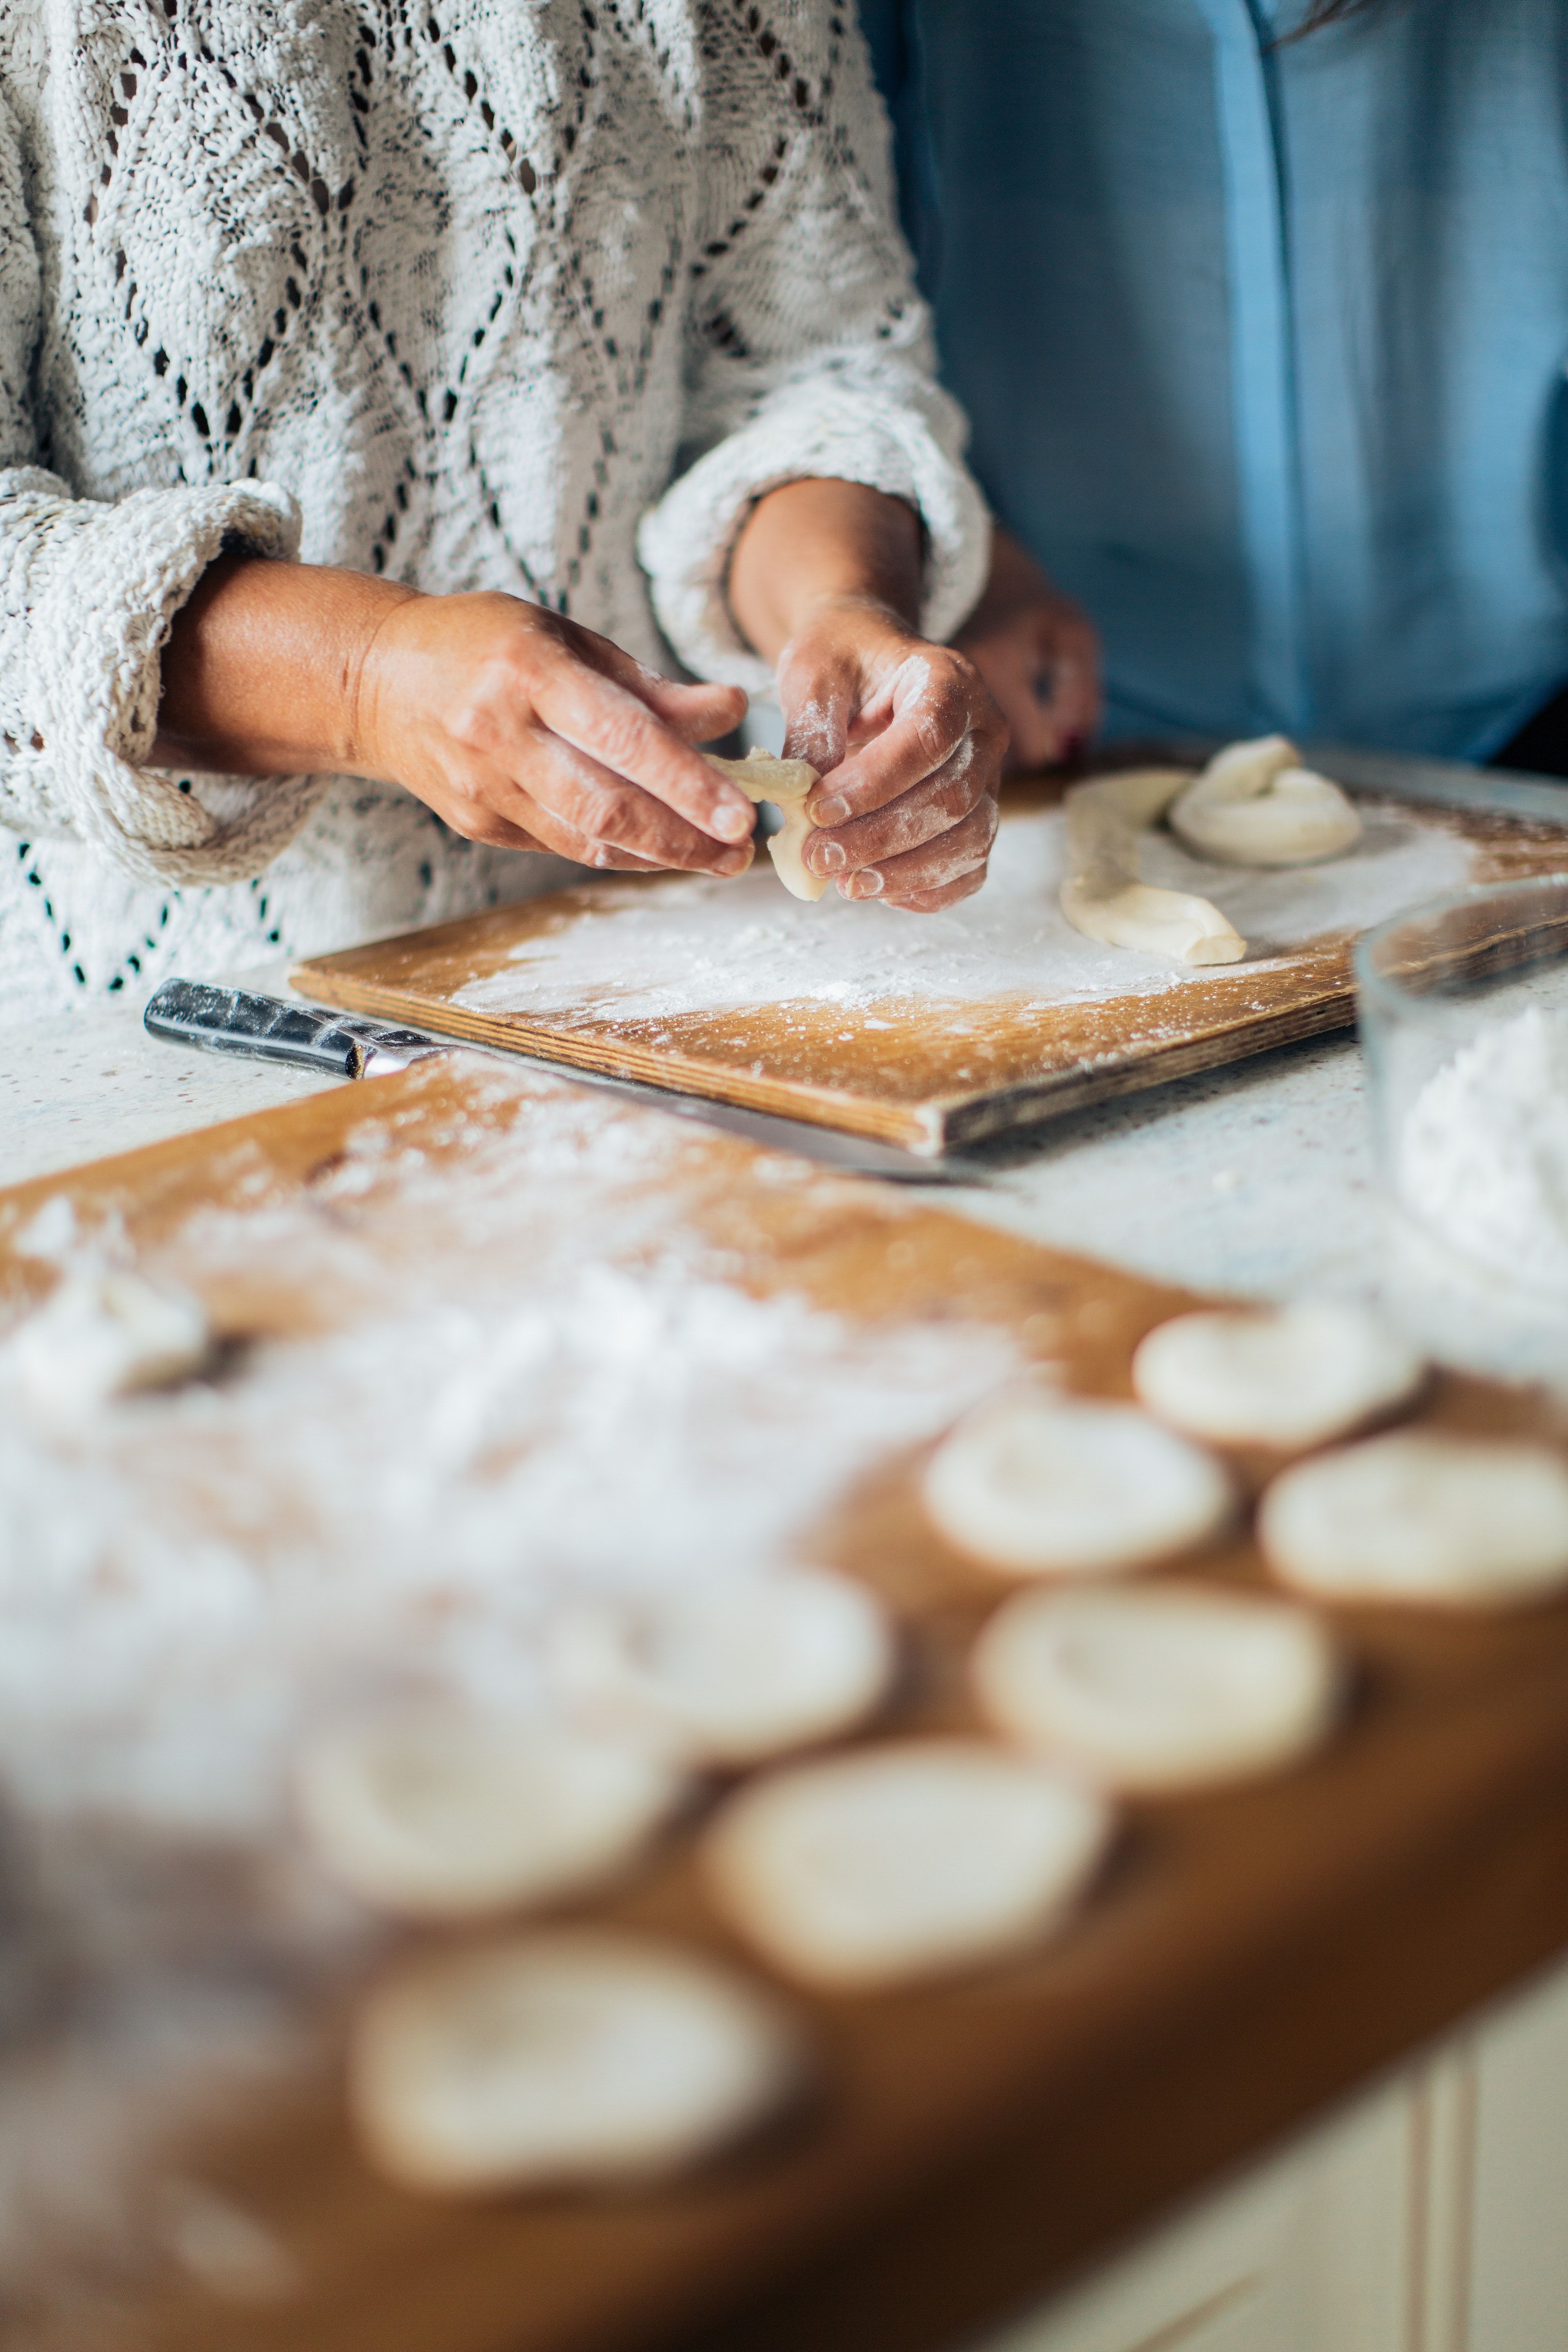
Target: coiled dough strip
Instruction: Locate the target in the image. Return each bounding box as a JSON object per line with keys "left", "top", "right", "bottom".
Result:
{"left": 706, "top": 748, "right": 824, "bottom": 901}
{"left": 1169, "top": 735, "right": 1362, "bottom": 867}
{"left": 1060, "top": 769, "right": 1247, "bottom": 965}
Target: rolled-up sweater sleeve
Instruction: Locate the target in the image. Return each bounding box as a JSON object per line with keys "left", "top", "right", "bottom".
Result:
{"left": 0, "top": 98, "right": 311, "bottom": 888}
{"left": 637, "top": 0, "right": 989, "bottom": 696}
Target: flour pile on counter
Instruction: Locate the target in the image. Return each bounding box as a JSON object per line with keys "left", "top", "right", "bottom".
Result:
{"left": 1398, "top": 1005, "right": 1568, "bottom": 1294}
{"left": 452, "top": 800, "right": 1470, "bottom": 1027}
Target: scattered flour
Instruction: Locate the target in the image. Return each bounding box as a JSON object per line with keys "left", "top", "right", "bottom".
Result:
{"left": 453, "top": 804, "right": 1473, "bottom": 1028}
{"left": 1399, "top": 1004, "right": 1568, "bottom": 1296}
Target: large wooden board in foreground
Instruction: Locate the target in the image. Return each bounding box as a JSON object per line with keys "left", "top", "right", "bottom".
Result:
{"left": 294, "top": 775, "right": 1568, "bottom": 1152}
{"left": 5, "top": 1060, "right": 1568, "bottom": 2352}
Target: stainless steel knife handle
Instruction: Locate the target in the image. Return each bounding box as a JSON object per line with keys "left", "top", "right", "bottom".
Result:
{"left": 143, "top": 979, "right": 445, "bottom": 1078}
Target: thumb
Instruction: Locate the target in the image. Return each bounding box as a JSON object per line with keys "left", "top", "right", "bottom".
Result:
{"left": 633, "top": 675, "right": 750, "bottom": 744}
{"left": 778, "top": 653, "right": 855, "bottom": 777}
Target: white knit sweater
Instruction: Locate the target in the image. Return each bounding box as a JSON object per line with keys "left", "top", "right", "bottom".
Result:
{"left": 0, "top": 0, "right": 987, "bottom": 1020}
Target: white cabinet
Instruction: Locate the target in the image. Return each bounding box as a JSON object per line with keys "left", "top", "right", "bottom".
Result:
{"left": 970, "top": 1951, "right": 1568, "bottom": 2352}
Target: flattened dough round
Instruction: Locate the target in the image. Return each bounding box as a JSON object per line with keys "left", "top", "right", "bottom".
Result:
{"left": 701, "top": 1740, "right": 1112, "bottom": 1990}
{"left": 11, "top": 1270, "right": 210, "bottom": 1415}
{"left": 972, "top": 1582, "right": 1340, "bottom": 1792}
{"left": 295, "top": 1703, "right": 685, "bottom": 1919}
{"left": 923, "top": 1392, "right": 1234, "bottom": 1579}
{"left": 1132, "top": 1302, "right": 1426, "bottom": 1452}
{"left": 547, "top": 1567, "right": 893, "bottom": 1764}
{"left": 1259, "top": 1430, "right": 1568, "bottom": 1608}
{"left": 351, "top": 1929, "right": 802, "bottom": 2194}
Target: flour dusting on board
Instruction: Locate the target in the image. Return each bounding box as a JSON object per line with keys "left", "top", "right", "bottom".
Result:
{"left": 454, "top": 804, "right": 1472, "bottom": 1027}
{"left": 0, "top": 1074, "right": 1018, "bottom": 1840}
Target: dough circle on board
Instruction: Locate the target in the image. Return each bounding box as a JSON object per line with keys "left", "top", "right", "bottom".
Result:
{"left": 546, "top": 1566, "right": 894, "bottom": 1764}
{"left": 701, "top": 1739, "right": 1113, "bottom": 1991}
{"left": 1169, "top": 735, "right": 1363, "bottom": 868}
{"left": 350, "top": 1929, "right": 803, "bottom": 2194}
{"left": 9, "top": 1270, "right": 211, "bottom": 1416}
{"left": 923, "top": 1391, "right": 1234, "bottom": 1579}
{"left": 1059, "top": 768, "right": 1247, "bottom": 966}
{"left": 294, "top": 1703, "right": 686, "bottom": 1920}
{"left": 1131, "top": 1301, "right": 1427, "bottom": 1452}
{"left": 706, "top": 748, "right": 824, "bottom": 901}
{"left": 1259, "top": 1430, "right": 1568, "bottom": 1608}
{"left": 971, "top": 1582, "right": 1341, "bottom": 1793}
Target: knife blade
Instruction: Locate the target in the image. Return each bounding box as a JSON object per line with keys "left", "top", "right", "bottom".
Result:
{"left": 142, "top": 978, "right": 960, "bottom": 1181}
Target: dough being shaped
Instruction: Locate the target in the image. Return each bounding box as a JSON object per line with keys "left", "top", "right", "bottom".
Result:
{"left": 350, "top": 1929, "right": 803, "bottom": 2194}
{"left": 10, "top": 1269, "right": 211, "bottom": 1417}
{"left": 1132, "top": 1301, "right": 1426, "bottom": 1452}
{"left": 706, "top": 748, "right": 824, "bottom": 901}
{"left": 701, "top": 1740, "right": 1111, "bottom": 1991}
{"left": 1169, "top": 735, "right": 1362, "bottom": 867}
{"left": 1259, "top": 1430, "right": 1568, "bottom": 1608}
{"left": 547, "top": 1566, "right": 893, "bottom": 1765}
{"left": 923, "top": 1391, "right": 1234, "bottom": 1579}
{"left": 1060, "top": 770, "right": 1246, "bottom": 965}
{"left": 972, "top": 1582, "right": 1341, "bottom": 1793}
{"left": 294, "top": 1702, "right": 686, "bottom": 1920}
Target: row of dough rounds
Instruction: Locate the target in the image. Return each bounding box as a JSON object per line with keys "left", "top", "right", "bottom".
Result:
{"left": 292, "top": 1298, "right": 1568, "bottom": 2200}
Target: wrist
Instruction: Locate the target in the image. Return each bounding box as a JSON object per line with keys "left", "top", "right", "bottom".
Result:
{"left": 728, "top": 479, "right": 922, "bottom": 662}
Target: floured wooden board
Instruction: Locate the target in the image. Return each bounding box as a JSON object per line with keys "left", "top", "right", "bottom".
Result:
{"left": 5, "top": 1060, "right": 1568, "bottom": 2352}
{"left": 294, "top": 773, "right": 1568, "bottom": 1152}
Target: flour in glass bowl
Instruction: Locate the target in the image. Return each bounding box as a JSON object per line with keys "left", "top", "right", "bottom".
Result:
{"left": 1398, "top": 1005, "right": 1568, "bottom": 1295}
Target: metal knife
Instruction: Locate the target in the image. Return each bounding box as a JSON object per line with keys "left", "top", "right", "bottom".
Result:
{"left": 142, "top": 977, "right": 960, "bottom": 1181}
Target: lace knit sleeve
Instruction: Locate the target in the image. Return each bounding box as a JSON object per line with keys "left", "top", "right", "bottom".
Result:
{"left": 636, "top": 0, "right": 989, "bottom": 696}
{"left": 0, "top": 94, "right": 307, "bottom": 889}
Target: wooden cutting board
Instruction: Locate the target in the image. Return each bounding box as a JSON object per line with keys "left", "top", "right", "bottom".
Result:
{"left": 7, "top": 1058, "right": 1568, "bottom": 2352}
{"left": 293, "top": 773, "right": 1568, "bottom": 1153}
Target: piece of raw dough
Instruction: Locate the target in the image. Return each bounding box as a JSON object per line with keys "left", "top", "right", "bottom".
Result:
{"left": 547, "top": 1566, "right": 893, "bottom": 1765}
{"left": 706, "top": 748, "right": 824, "bottom": 901}
{"left": 1060, "top": 769, "right": 1247, "bottom": 965}
{"left": 923, "top": 1391, "right": 1234, "bottom": 1579}
{"left": 972, "top": 1582, "right": 1341, "bottom": 1793}
{"left": 702, "top": 1739, "right": 1112, "bottom": 1990}
{"left": 9, "top": 1269, "right": 211, "bottom": 1417}
{"left": 350, "top": 1929, "right": 803, "bottom": 2194}
{"left": 1132, "top": 1301, "right": 1427, "bottom": 1452}
{"left": 1169, "top": 735, "right": 1362, "bottom": 867}
{"left": 294, "top": 1702, "right": 686, "bottom": 1920}
{"left": 1259, "top": 1430, "right": 1568, "bottom": 1608}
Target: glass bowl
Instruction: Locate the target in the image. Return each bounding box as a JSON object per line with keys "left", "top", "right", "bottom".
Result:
{"left": 1356, "top": 873, "right": 1568, "bottom": 1303}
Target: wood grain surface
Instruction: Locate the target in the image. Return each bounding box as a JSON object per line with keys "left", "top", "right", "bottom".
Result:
{"left": 292, "top": 777, "right": 1568, "bottom": 1154}
{"left": 5, "top": 1059, "right": 1568, "bottom": 2352}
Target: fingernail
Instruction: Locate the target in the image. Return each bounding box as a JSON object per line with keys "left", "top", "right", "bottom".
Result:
{"left": 716, "top": 844, "right": 752, "bottom": 875}
{"left": 845, "top": 868, "right": 884, "bottom": 898}
{"left": 811, "top": 837, "right": 847, "bottom": 874}
{"left": 813, "top": 793, "right": 849, "bottom": 826}
{"left": 711, "top": 801, "right": 754, "bottom": 843}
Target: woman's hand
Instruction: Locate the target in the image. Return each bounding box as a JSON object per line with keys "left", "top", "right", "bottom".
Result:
{"left": 153, "top": 559, "right": 755, "bottom": 875}
{"left": 728, "top": 479, "right": 1007, "bottom": 912}
{"left": 777, "top": 596, "right": 1006, "bottom": 912}
{"left": 954, "top": 527, "right": 1101, "bottom": 774}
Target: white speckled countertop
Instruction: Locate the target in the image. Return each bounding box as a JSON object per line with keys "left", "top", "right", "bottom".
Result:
{"left": 12, "top": 968, "right": 1561, "bottom": 1385}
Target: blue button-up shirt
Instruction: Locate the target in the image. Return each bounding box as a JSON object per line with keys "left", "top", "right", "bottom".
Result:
{"left": 862, "top": 0, "right": 1568, "bottom": 758}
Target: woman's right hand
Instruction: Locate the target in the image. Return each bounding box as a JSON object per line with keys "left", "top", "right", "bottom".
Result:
{"left": 154, "top": 560, "right": 756, "bottom": 876}
{"left": 350, "top": 591, "right": 754, "bottom": 873}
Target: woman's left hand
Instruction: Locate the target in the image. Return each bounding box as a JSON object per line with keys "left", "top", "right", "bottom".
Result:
{"left": 775, "top": 595, "right": 1007, "bottom": 912}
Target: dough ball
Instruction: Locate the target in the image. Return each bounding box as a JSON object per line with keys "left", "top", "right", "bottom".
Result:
{"left": 1259, "top": 1430, "right": 1568, "bottom": 1608}
{"left": 547, "top": 1566, "right": 893, "bottom": 1765}
{"left": 294, "top": 1703, "right": 686, "bottom": 1920}
{"left": 10, "top": 1270, "right": 210, "bottom": 1416}
{"left": 923, "top": 1392, "right": 1234, "bottom": 1579}
{"left": 351, "top": 1929, "right": 803, "bottom": 2194}
{"left": 701, "top": 1740, "right": 1113, "bottom": 1991}
{"left": 1131, "top": 1302, "right": 1426, "bottom": 1451}
{"left": 972, "top": 1582, "right": 1341, "bottom": 1793}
